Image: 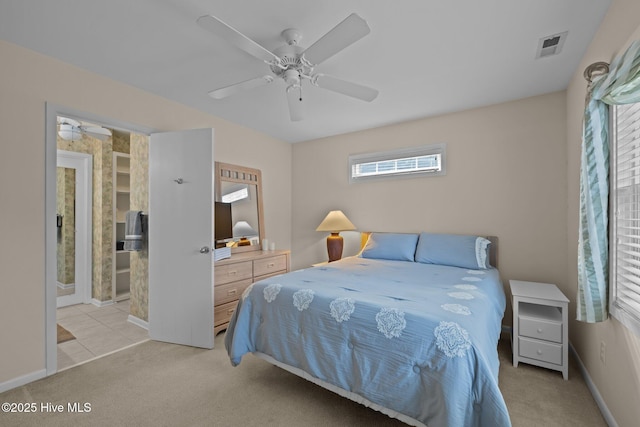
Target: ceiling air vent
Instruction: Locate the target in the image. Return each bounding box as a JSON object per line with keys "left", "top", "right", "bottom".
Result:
{"left": 536, "top": 31, "right": 568, "bottom": 59}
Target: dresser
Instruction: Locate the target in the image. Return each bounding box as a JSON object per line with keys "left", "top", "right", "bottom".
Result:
{"left": 214, "top": 249, "right": 290, "bottom": 335}
{"left": 510, "top": 280, "right": 569, "bottom": 380}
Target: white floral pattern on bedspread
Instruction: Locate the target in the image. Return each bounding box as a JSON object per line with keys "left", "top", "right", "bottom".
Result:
{"left": 330, "top": 297, "right": 355, "bottom": 322}
{"left": 225, "top": 257, "right": 510, "bottom": 427}
{"left": 441, "top": 303, "right": 472, "bottom": 315}
{"left": 376, "top": 307, "right": 406, "bottom": 338}
{"left": 263, "top": 283, "right": 281, "bottom": 302}
{"left": 434, "top": 321, "right": 472, "bottom": 357}
{"left": 447, "top": 291, "right": 475, "bottom": 300}
{"left": 293, "top": 289, "right": 314, "bottom": 311}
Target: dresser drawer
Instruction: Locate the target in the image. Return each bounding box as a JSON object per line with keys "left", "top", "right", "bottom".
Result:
{"left": 519, "top": 316, "right": 562, "bottom": 343}
{"left": 519, "top": 337, "right": 562, "bottom": 365}
{"left": 254, "top": 255, "right": 287, "bottom": 277}
{"left": 215, "top": 279, "right": 252, "bottom": 306}
{"left": 214, "top": 301, "right": 238, "bottom": 327}
{"left": 215, "top": 260, "right": 253, "bottom": 285}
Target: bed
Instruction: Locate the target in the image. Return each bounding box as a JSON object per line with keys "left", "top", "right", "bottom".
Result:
{"left": 224, "top": 232, "right": 511, "bottom": 427}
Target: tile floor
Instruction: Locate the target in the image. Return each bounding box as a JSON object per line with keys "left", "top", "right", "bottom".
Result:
{"left": 57, "top": 300, "right": 149, "bottom": 370}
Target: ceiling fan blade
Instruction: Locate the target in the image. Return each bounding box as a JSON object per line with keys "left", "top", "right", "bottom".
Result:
{"left": 197, "top": 15, "right": 281, "bottom": 64}
{"left": 313, "top": 74, "right": 378, "bottom": 102}
{"left": 82, "top": 126, "right": 112, "bottom": 141}
{"left": 302, "top": 13, "right": 370, "bottom": 66}
{"left": 286, "top": 86, "right": 304, "bottom": 121}
{"left": 208, "top": 75, "right": 275, "bottom": 99}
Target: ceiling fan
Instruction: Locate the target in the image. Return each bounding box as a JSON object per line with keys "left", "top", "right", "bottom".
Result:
{"left": 57, "top": 117, "right": 112, "bottom": 141}
{"left": 197, "top": 13, "right": 379, "bottom": 121}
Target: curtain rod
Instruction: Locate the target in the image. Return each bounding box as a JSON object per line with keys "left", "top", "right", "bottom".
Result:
{"left": 584, "top": 61, "right": 609, "bottom": 83}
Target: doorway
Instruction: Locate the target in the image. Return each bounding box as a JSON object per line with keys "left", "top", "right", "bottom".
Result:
{"left": 46, "top": 105, "right": 215, "bottom": 374}
{"left": 46, "top": 105, "right": 155, "bottom": 374}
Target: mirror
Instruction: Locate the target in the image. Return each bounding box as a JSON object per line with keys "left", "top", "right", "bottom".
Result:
{"left": 215, "top": 162, "right": 265, "bottom": 253}
{"left": 57, "top": 166, "right": 76, "bottom": 296}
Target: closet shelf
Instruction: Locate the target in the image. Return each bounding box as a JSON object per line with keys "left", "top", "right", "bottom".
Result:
{"left": 113, "top": 152, "right": 131, "bottom": 303}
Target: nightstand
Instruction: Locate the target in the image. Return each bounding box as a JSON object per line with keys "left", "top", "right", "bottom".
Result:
{"left": 510, "top": 280, "right": 569, "bottom": 380}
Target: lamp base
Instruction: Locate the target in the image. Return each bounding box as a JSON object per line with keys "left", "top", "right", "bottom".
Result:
{"left": 326, "top": 232, "right": 343, "bottom": 262}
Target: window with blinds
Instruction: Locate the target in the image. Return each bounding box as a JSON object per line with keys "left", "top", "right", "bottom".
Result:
{"left": 349, "top": 143, "right": 446, "bottom": 183}
{"left": 611, "top": 102, "right": 640, "bottom": 336}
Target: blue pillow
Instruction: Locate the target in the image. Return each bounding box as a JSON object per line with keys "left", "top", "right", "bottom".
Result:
{"left": 415, "top": 233, "right": 491, "bottom": 269}
{"left": 360, "top": 233, "right": 418, "bottom": 262}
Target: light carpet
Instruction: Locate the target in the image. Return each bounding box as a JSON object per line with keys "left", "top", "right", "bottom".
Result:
{"left": 0, "top": 333, "right": 607, "bottom": 426}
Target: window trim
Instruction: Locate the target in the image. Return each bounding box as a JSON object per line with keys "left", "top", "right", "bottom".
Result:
{"left": 609, "top": 103, "right": 640, "bottom": 338}
{"left": 348, "top": 143, "right": 446, "bottom": 183}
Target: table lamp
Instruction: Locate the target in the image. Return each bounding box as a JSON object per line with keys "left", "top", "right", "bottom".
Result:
{"left": 233, "top": 221, "right": 257, "bottom": 246}
{"left": 316, "top": 210, "right": 356, "bottom": 262}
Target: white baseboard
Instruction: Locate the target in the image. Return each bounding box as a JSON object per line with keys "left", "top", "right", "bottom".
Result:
{"left": 569, "top": 344, "right": 618, "bottom": 427}
{"left": 56, "top": 281, "right": 75, "bottom": 290}
{"left": 503, "top": 325, "right": 615, "bottom": 426}
{"left": 128, "top": 315, "right": 149, "bottom": 330}
{"left": 90, "top": 298, "right": 114, "bottom": 307}
{"left": 0, "top": 369, "right": 46, "bottom": 394}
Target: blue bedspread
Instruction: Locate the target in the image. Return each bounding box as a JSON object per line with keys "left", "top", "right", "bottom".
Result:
{"left": 225, "top": 257, "right": 511, "bottom": 427}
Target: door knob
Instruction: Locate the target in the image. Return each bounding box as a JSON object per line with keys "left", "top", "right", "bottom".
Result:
{"left": 200, "top": 246, "right": 210, "bottom": 254}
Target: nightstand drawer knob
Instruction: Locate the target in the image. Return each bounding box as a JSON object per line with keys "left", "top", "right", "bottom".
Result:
{"left": 537, "top": 349, "right": 543, "bottom": 355}
{"left": 537, "top": 328, "right": 543, "bottom": 333}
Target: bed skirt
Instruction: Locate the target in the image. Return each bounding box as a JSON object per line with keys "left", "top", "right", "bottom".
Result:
{"left": 253, "top": 351, "right": 427, "bottom": 427}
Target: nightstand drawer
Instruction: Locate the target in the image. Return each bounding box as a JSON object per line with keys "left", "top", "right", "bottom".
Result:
{"left": 214, "top": 301, "right": 238, "bottom": 327}
{"left": 519, "top": 337, "right": 562, "bottom": 365}
{"left": 215, "top": 279, "right": 252, "bottom": 306}
{"left": 519, "top": 316, "right": 562, "bottom": 343}
{"left": 254, "top": 255, "right": 287, "bottom": 277}
{"left": 215, "top": 261, "right": 253, "bottom": 285}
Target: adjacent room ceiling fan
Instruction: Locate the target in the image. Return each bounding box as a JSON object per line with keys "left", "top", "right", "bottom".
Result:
{"left": 57, "top": 117, "right": 112, "bottom": 141}
{"left": 196, "top": 13, "right": 379, "bottom": 121}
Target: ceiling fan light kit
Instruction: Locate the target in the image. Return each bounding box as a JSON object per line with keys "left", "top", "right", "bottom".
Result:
{"left": 197, "top": 13, "right": 379, "bottom": 121}
{"left": 57, "top": 117, "right": 112, "bottom": 141}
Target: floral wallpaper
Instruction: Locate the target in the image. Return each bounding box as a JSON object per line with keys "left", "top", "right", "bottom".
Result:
{"left": 129, "top": 132, "right": 149, "bottom": 321}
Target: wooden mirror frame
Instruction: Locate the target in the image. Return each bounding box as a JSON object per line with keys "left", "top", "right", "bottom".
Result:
{"left": 215, "top": 162, "right": 265, "bottom": 253}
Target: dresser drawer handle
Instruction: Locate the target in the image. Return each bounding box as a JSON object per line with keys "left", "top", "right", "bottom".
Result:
{"left": 227, "top": 289, "right": 237, "bottom": 296}
{"left": 228, "top": 270, "right": 237, "bottom": 276}
{"left": 267, "top": 262, "right": 275, "bottom": 268}
{"left": 537, "top": 328, "right": 543, "bottom": 333}
{"left": 537, "top": 349, "right": 543, "bottom": 355}
{"left": 227, "top": 308, "right": 235, "bottom": 316}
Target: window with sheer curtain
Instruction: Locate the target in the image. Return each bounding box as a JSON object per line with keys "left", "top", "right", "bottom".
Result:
{"left": 578, "top": 39, "right": 640, "bottom": 325}
{"left": 611, "top": 102, "right": 640, "bottom": 336}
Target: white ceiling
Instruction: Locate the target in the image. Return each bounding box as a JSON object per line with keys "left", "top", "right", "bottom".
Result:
{"left": 0, "top": 0, "right": 611, "bottom": 143}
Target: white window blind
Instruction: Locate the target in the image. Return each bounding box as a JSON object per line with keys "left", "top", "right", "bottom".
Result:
{"left": 611, "top": 102, "right": 640, "bottom": 336}
{"left": 349, "top": 144, "right": 446, "bottom": 183}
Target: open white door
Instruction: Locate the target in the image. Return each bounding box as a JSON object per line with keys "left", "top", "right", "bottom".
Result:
{"left": 149, "top": 128, "right": 214, "bottom": 349}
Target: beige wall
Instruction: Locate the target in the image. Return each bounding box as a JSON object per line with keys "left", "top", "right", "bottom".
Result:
{"left": 565, "top": 1, "right": 640, "bottom": 426}
{"left": 292, "top": 91, "right": 568, "bottom": 313}
{"left": 0, "top": 39, "right": 291, "bottom": 386}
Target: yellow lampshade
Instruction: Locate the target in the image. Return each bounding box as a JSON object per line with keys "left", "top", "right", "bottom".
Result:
{"left": 316, "top": 210, "right": 356, "bottom": 232}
